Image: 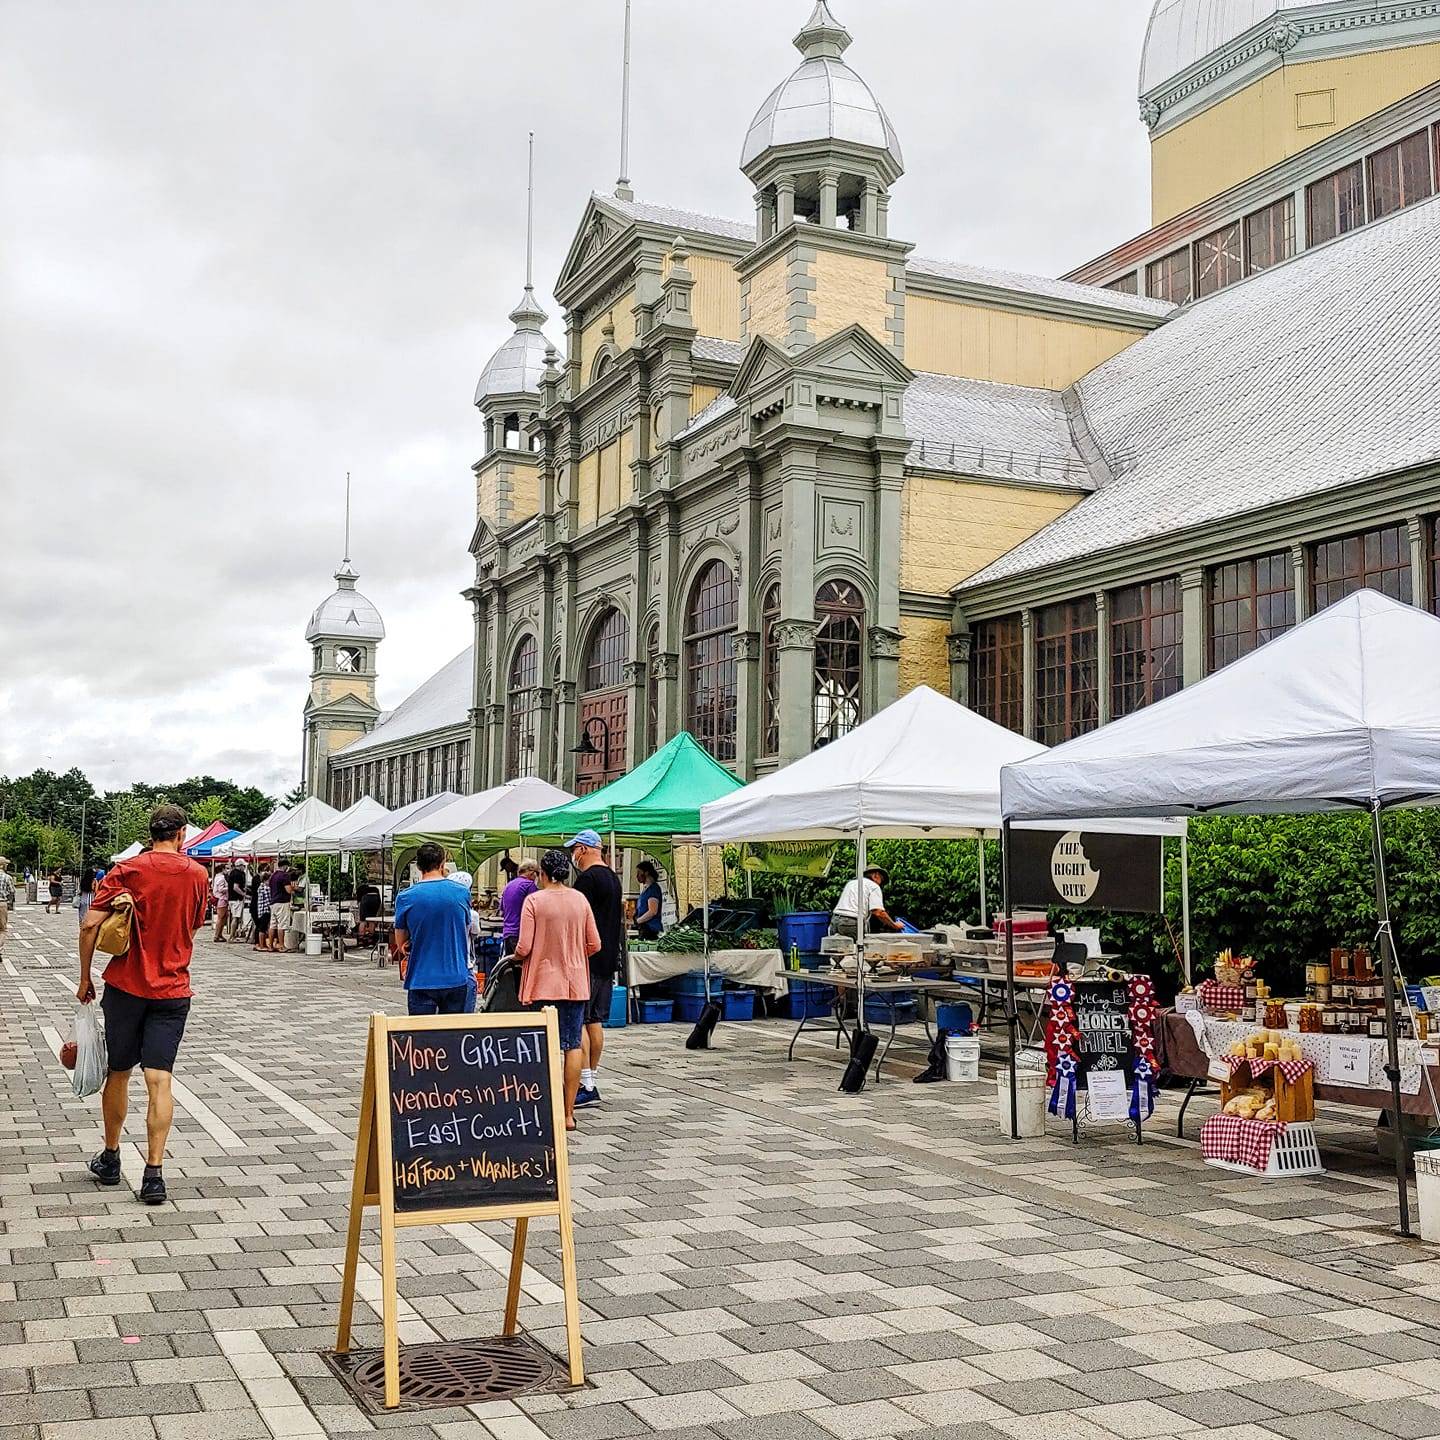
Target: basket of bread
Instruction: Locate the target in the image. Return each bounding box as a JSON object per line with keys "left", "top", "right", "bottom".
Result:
{"left": 1221, "top": 1087, "right": 1276, "bottom": 1121}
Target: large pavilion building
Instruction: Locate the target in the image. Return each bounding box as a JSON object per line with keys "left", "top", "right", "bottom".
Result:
{"left": 306, "top": 1, "right": 1440, "bottom": 809}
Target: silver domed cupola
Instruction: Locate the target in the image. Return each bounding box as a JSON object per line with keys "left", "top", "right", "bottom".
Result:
{"left": 305, "top": 561, "right": 386, "bottom": 644}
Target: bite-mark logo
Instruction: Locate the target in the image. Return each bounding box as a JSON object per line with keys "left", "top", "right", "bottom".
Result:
{"left": 1051, "top": 832, "right": 1100, "bottom": 903}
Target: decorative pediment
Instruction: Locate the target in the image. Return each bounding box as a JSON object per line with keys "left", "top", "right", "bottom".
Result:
{"left": 803, "top": 323, "right": 913, "bottom": 386}
{"left": 556, "top": 197, "right": 630, "bottom": 293}
{"left": 728, "top": 335, "right": 794, "bottom": 399}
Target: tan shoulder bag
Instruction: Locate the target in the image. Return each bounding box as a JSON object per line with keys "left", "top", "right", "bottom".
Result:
{"left": 96, "top": 892, "right": 135, "bottom": 956}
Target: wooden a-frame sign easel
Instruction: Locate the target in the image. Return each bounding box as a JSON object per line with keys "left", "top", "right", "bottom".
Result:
{"left": 334, "top": 1011, "right": 583, "bottom": 1408}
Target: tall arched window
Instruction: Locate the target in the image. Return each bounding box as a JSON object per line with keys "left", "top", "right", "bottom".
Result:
{"left": 814, "top": 580, "right": 864, "bottom": 744}
{"left": 578, "top": 609, "right": 629, "bottom": 791}
{"left": 685, "top": 561, "right": 738, "bottom": 763}
{"left": 760, "top": 583, "right": 781, "bottom": 756}
{"left": 507, "top": 636, "right": 539, "bottom": 778}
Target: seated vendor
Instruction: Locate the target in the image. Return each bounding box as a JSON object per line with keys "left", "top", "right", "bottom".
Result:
{"left": 634, "top": 861, "right": 663, "bottom": 940}
{"left": 830, "top": 865, "right": 902, "bottom": 938}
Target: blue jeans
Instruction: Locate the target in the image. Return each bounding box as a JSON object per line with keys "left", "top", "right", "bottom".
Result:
{"left": 407, "top": 984, "right": 474, "bottom": 1016}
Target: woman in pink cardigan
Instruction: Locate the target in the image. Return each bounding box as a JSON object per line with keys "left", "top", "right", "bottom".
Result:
{"left": 515, "top": 849, "right": 600, "bottom": 1128}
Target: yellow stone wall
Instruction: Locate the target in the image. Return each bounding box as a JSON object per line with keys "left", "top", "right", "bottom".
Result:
{"left": 476, "top": 466, "right": 499, "bottom": 528}
{"left": 1151, "top": 43, "right": 1440, "bottom": 221}
{"left": 511, "top": 459, "right": 539, "bottom": 520}
{"left": 579, "top": 288, "right": 636, "bottom": 381}
{"left": 475, "top": 455, "right": 540, "bottom": 528}
{"left": 321, "top": 726, "right": 366, "bottom": 754}
{"left": 691, "top": 254, "right": 742, "bottom": 341}
{"left": 811, "top": 249, "right": 892, "bottom": 346}
{"left": 906, "top": 295, "right": 1147, "bottom": 389}
{"left": 900, "top": 474, "right": 1082, "bottom": 594}
{"left": 313, "top": 678, "right": 374, "bottom": 707}
{"left": 598, "top": 439, "right": 622, "bottom": 517}
{"left": 897, "top": 616, "right": 952, "bottom": 695}
{"left": 620, "top": 428, "right": 635, "bottom": 496}
{"left": 577, "top": 449, "right": 599, "bottom": 530}
{"left": 690, "top": 383, "right": 723, "bottom": 418}
{"left": 746, "top": 253, "right": 788, "bottom": 344}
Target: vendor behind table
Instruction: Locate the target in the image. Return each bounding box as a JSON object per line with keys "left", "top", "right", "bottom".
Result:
{"left": 829, "top": 863, "right": 902, "bottom": 938}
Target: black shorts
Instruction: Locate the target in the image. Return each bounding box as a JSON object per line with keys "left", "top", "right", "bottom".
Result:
{"left": 585, "top": 969, "right": 615, "bottom": 1026}
{"left": 100, "top": 984, "right": 191, "bottom": 1073}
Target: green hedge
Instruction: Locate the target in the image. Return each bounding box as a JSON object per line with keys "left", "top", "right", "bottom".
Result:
{"left": 728, "top": 812, "right": 1440, "bottom": 994}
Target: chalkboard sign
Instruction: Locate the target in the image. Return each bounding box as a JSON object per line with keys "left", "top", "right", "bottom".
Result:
{"left": 385, "top": 1021, "right": 557, "bottom": 1213}
{"left": 336, "top": 1011, "right": 584, "bottom": 1407}
{"left": 1074, "top": 979, "right": 1134, "bottom": 1078}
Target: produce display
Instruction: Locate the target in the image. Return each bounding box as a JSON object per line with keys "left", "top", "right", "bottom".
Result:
{"left": 1221, "top": 1087, "right": 1276, "bottom": 1121}
{"left": 1226, "top": 1028, "right": 1304, "bottom": 1064}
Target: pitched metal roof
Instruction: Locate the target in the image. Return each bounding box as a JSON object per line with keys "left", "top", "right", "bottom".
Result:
{"left": 960, "top": 196, "right": 1440, "bottom": 590}
{"left": 596, "top": 196, "right": 755, "bottom": 244}
{"left": 692, "top": 336, "right": 745, "bottom": 364}
{"left": 904, "top": 372, "right": 1091, "bottom": 488}
{"left": 907, "top": 255, "right": 1173, "bottom": 322}
{"left": 305, "top": 563, "right": 385, "bottom": 643}
{"left": 336, "top": 645, "right": 472, "bottom": 756}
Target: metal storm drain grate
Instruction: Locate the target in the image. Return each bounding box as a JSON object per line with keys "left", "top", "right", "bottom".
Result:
{"left": 326, "top": 1335, "right": 578, "bottom": 1413}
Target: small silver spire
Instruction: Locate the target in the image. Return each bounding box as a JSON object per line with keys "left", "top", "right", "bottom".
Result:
{"left": 615, "top": 0, "right": 634, "bottom": 200}
{"left": 343, "top": 470, "right": 351, "bottom": 565}
{"left": 525, "top": 131, "right": 535, "bottom": 293}
{"left": 795, "top": 0, "right": 852, "bottom": 60}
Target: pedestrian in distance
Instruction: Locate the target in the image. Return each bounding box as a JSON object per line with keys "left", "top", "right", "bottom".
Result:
{"left": 227, "top": 866, "right": 249, "bottom": 941}
{"left": 76, "top": 803, "right": 209, "bottom": 1205}
{"left": 211, "top": 867, "right": 229, "bottom": 943}
{"left": 251, "top": 864, "right": 272, "bottom": 950}
{"left": 514, "top": 847, "right": 600, "bottom": 1131}
{"left": 0, "top": 858, "right": 14, "bottom": 954}
{"left": 499, "top": 859, "right": 538, "bottom": 956}
{"left": 567, "top": 830, "right": 623, "bottom": 1108}
{"left": 46, "top": 868, "right": 63, "bottom": 914}
{"left": 75, "top": 867, "right": 96, "bottom": 926}
{"left": 266, "top": 863, "right": 293, "bottom": 951}
{"left": 393, "top": 842, "right": 476, "bottom": 1016}
{"left": 634, "top": 859, "right": 663, "bottom": 940}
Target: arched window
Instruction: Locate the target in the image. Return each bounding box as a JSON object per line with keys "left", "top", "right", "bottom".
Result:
{"left": 760, "top": 583, "right": 781, "bottom": 756}
{"left": 645, "top": 623, "right": 661, "bottom": 755}
{"left": 583, "top": 609, "right": 628, "bottom": 692}
{"left": 502, "top": 413, "right": 521, "bottom": 449}
{"left": 591, "top": 352, "right": 614, "bottom": 384}
{"left": 814, "top": 580, "right": 864, "bottom": 745}
{"left": 685, "top": 560, "right": 738, "bottom": 763}
{"left": 507, "top": 636, "right": 539, "bottom": 778}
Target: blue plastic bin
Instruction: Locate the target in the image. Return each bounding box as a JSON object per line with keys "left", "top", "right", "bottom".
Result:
{"left": 638, "top": 998, "right": 674, "bottom": 1023}
{"left": 603, "top": 986, "right": 628, "bottom": 1028}
{"left": 778, "top": 912, "right": 831, "bottom": 955}
{"left": 675, "top": 993, "right": 717, "bottom": 1023}
{"left": 787, "top": 980, "right": 834, "bottom": 1019}
{"left": 863, "top": 992, "right": 917, "bottom": 1025}
{"left": 723, "top": 989, "right": 756, "bottom": 1021}
{"left": 935, "top": 1002, "right": 974, "bottom": 1035}
{"left": 671, "top": 971, "right": 722, "bottom": 997}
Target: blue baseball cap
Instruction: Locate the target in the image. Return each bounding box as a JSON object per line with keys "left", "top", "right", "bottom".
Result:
{"left": 565, "top": 829, "right": 603, "bottom": 849}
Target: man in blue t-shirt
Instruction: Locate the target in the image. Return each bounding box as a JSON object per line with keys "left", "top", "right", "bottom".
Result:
{"left": 394, "top": 843, "right": 474, "bottom": 1015}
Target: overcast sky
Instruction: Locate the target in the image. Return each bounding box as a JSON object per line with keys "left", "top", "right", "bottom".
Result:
{"left": 1, "top": 0, "right": 1154, "bottom": 799}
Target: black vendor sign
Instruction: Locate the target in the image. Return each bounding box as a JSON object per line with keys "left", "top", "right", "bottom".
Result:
{"left": 1009, "top": 828, "right": 1163, "bottom": 913}
{"left": 1073, "top": 979, "right": 1134, "bottom": 1077}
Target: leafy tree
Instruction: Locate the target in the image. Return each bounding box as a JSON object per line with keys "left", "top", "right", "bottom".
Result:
{"left": 189, "top": 796, "right": 225, "bottom": 827}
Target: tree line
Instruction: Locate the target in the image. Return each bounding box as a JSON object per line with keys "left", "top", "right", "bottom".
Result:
{"left": 0, "top": 768, "right": 275, "bottom": 872}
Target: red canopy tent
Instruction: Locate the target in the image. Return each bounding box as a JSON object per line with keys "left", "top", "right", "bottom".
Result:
{"left": 183, "top": 820, "right": 229, "bottom": 857}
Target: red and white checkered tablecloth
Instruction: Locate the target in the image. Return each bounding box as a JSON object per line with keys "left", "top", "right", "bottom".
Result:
{"left": 1197, "top": 980, "right": 1246, "bottom": 1014}
{"left": 1200, "top": 1114, "right": 1287, "bottom": 1170}
{"left": 1220, "top": 1056, "right": 1315, "bottom": 1082}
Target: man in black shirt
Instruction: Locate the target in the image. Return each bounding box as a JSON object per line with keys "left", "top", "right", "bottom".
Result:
{"left": 567, "top": 828, "right": 623, "bottom": 1107}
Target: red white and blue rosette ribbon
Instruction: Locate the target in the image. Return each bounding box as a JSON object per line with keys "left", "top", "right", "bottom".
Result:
{"left": 1045, "top": 978, "right": 1079, "bottom": 1118}
{"left": 1128, "top": 974, "right": 1160, "bottom": 1122}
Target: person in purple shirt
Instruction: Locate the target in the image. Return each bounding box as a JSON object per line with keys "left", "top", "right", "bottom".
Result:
{"left": 499, "top": 860, "right": 538, "bottom": 954}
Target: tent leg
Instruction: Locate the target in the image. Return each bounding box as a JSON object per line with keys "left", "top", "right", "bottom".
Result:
{"left": 855, "top": 830, "right": 867, "bottom": 1031}
{"left": 977, "top": 837, "right": 988, "bottom": 930}
{"left": 1372, "top": 801, "right": 1413, "bottom": 1238}
{"left": 1002, "top": 820, "right": 1017, "bottom": 1140}
{"left": 1180, "top": 833, "right": 1193, "bottom": 986}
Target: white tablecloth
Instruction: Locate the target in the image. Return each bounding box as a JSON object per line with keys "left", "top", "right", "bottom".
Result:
{"left": 1198, "top": 1015, "right": 1436, "bottom": 1095}
{"left": 626, "top": 949, "right": 788, "bottom": 995}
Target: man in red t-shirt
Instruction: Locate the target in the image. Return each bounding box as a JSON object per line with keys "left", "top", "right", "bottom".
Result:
{"left": 77, "top": 803, "right": 209, "bottom": 1204}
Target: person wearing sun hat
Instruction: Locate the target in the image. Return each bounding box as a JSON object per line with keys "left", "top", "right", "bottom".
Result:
{"left": 829, "top": 862, "right": 902, "bottom": 940}
{"left": 566, "top": 829, "right": 623, "bottom": 1108}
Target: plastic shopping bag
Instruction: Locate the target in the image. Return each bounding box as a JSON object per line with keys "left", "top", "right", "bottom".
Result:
{"left": 67, "top": 1004, "right": 106, "bottom": 1099}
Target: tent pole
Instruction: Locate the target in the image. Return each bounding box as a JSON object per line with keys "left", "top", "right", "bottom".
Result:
{"left": 1180, "top": 832, "right": 1193, "bottom": 985}
{"left": 977, "top": 837, "right": 988, "bottom": 929}
{"left": 1002, "top": 819, "right": 1017, "bottom": 1138}
{"left": 1372, "top": 800, "right": 1413, "bottom": 1238}
{"left": 701, "top": 843, "right": 712, "bottom": 998}
{"left": 855, "top": 829, "right": 867, "bottom": 1030}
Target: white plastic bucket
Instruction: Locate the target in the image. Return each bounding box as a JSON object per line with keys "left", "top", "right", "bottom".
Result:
{"left": 1418, "top": 1153, "right": 1440, "bottom": 1242}
{"left": 945, "top": 1035, "right": 981, "bottom": 1082}
{"left": 304, "top": 933, "right": 323, "bottom": 957}
{"left": 996, "top": 1068, "right": 1047, "bottom": 1138}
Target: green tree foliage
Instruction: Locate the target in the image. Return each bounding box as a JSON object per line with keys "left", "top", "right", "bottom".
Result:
{"left": 189, "top": 796, "right": 226, "bottom": 827}
{"left": 0, "top": 767, "right": 97, "bottom": 836}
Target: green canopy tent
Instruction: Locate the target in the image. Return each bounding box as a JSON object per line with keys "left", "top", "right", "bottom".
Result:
{"left": 519, "top": 732, "right": 744, "bottom": 851}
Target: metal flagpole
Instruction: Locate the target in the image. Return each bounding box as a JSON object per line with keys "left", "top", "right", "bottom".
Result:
{"left": 614, "top": 0, "right": 633, "bottom": 198}
{"left": 1180, "top": 832, "right": 1193, "bottom": 985}
{"left": 1371, "top": 800, "right": 1413, "bottom": 1237}
{"left": 977, "top": 836, "right": 988, "bottom": 929}
{"left": 1002, "top": 819, "right": 1018, "bottom": 1138}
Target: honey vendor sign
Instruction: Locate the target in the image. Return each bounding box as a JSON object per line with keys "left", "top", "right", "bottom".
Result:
{"left": 1045, "top": 975, "right": 1162, "bottom": 1138}
{"left": 334, "top": 1012, "right": 583, "bottom": 1407}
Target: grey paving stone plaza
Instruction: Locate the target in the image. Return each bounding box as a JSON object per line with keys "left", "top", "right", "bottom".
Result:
{"left": 6, "top": 903, "right": 1440, "bottom": 1440}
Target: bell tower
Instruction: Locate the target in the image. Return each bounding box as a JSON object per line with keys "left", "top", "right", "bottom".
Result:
{"left": 737, "top": 2, "right": 911, "bottom": 356}
{"left": 302, "top": 556, "right": 384, "bottom": 799}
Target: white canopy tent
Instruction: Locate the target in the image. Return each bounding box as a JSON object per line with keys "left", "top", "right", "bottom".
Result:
{"left": 210, "top": 806, "right": 292, "bottom": 859}
{"left": 261, "top": 796, "right": 341, "bottom": 854}
{"left": 411, "top": 778, "right": 577, "bottom": 842}
{"left": 699, "top": 686, "right": 1185, "bottom": 1084}
{"left": 999, "top": 590, "right": 1440, "bottom": 1232}
{"left": 296, "top": 796, "right": 392, "bottom": 855}
{"left": 342, "top": 791, "right": 460, "bottom": 853}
